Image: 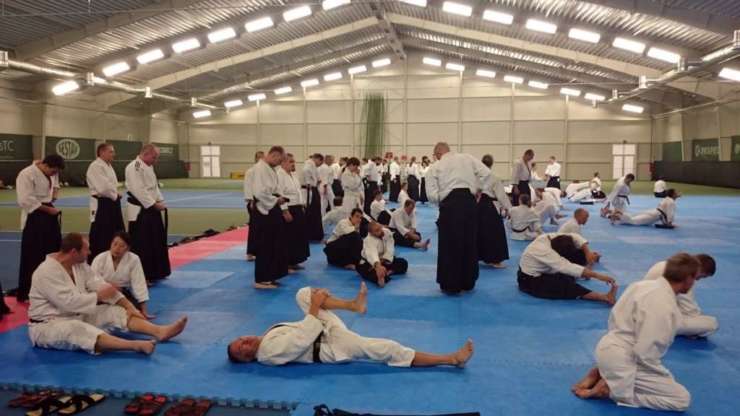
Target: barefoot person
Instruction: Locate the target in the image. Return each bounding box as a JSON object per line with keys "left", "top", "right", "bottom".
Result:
{"left": 389, "top": 200, "right": 430, "bottom": 250}
{"left": 573, "top": 253, "right": 699, "bottom": 411}
{"left": 612, "top": 189, "right": 680, "bottom": 228}
{"left": 357, "top": 222, "right": 408, "bottom": 287}
{"left": 28, "top": 233, "right": 187, "bottom": 355}
{"left": 558, "top": 208, "right": 589, "bottom": 236}
{"left": 517, "top": 233, "right": 617, "bottom": 305}
{"left": 227, "top": 284, "right": 474, "bottom": 368}
{"left": 324, "top": 209, "right": 364, "bottom": 270}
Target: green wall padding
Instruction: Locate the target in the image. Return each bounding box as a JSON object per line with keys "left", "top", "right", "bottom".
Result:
{"left": 662, "top": 141, "right": 682, "bottom": 162}
{"left": 732, "top": 136, "right": 740, "bottom": 161}
{"left": 45, "top": 136, "right": 96, "bottom": 186}
{"left": 0, "top": 134, "right": 33, "bottom": 185}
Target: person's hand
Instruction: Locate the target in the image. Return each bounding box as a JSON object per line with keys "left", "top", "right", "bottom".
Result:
{"left": 277, "top": 197, "right": 287, "bottom": 206}
{"left": 375, "top": 264, "right": 387, "bottom": 279}
{"left": 45, "top": 207, "right": 61, "bottom": 216}
{"left": 96, "top": 283, "right": 119, "bottom": 302}
{"left": 501, "top": 208, "right": 510, "bottom": 219}
{"left": 283, "top": 210, "right": 293, "bottom": 223}
{"left": 598, "top": 274, "right": 616, "bottom": 285}
{"left": 154, "top": 202, "right": 167, "bottom": 211}
{"left": 127, "top": 307, "right": 147, "bottom": 321}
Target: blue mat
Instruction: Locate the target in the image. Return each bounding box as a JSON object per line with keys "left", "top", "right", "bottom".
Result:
{"left": 0, "top": 190, "right": 246, "bottom": 209}
{"left": 2, "top": 196, "right": 740, "bottom": 415}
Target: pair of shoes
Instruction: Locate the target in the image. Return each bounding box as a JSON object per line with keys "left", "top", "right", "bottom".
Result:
{"left": 164, "top": 398, "right": 211, "bottom": 416}
{"left": 125, "top": 394, "right": 167, "bottom": 416}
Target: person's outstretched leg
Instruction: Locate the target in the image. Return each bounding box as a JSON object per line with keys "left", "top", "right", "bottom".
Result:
{"left": 582, "top": 284, "right": 618, "bottom": 305}
{"left": 95, "top": 333, "right": 156, "bottom": 355}
{"left": 411, "top": 339, "right": 474, "bottom": 368}
{"left": 321, "top": 282, "right": 368, "bottom": 315}
{"left": 127, "top": 315, "right": 188, "bottom": 342}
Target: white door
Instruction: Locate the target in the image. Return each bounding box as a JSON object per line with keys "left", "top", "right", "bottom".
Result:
{"left": 200, "top": 145, "right": 221, "bottom": 178}
{"left": 612, "top": 144, "right": 636, "bottom": 179}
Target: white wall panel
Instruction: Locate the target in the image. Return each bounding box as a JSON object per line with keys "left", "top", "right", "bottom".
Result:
{"left": 513, "top": 121, "right": 565, "bottom": 142}
{"left": 567, "top": 144, "right": 612, "bottom": 162}
{"left": 406, "top": 75, "right": 460, "bottom": 99}
{"left": 307, "top": 101, "right": 353, "bottom": 123}
{"left": 568, "top": 120, "right": 651, "bottom": 143}
{"left": 259, "top": 101, "right": 303, "bottom": 123}
{"left": 308, "top": 124, "right": 353, "bottom": 145}
{"left": 407, "top": 99, "right": 458, "bottom": 122}
{"left": 462, "top": 97, "right": 511, "bottom": 121}
{"left": 0, "top": 101, "right": 40, "bottom": 135}
{"left": 514, "top": 97, "right": 565, "bottom": 120}
{"left": 407, "top": 123, "right": 457, "bottom": 145}
{"left": 189, "top": 124, "right": 258, "bottom": 144}
{"left": 512, "top": 144, "right": 563, "bottom": 162}
{"left": 719, "top": 102, "right": 740, "bottom": 137}
{"left": 462, "top": 122, "right": 510, "bottom": 144}
{"left": 261, "top": 124, "right": 303, "bottom": 146}
{"left": 462, "top": 80, "right": 512, "bottom": 98}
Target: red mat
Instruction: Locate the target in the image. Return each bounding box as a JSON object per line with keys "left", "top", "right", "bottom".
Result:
{"left": 0, "top": 227, "right": 248, "bottom": 333}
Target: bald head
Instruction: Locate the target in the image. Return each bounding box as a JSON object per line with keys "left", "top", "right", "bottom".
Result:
{"left": 433, "top": 142, "right": 450, "bottom": 160}
{"left": 140, "top": 144, "right": 160, "bottom": 166}
{"left": 574, "top": 208, "right": 589, "bottom": 225}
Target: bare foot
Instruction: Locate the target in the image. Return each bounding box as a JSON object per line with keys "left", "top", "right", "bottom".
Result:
{"left": 572, "top": 367, "right": 600, "bottom": 392}
{"left": 452, "top": 339, "right": 474, "bottom": 368}
{"left": 353, "top": 282, "right": 368, "bottom": 314}
{"left": 576, "top": 379, "right": 610, "bottom": 399}
{"left": 605, "top": 284, "right": 618, "bottom": 306}
{"left": 377, "top": 274, "right": 386, "bottom": 288}
{"left": 599, "top": 207, "right": 609, "bottom": 218}
{"left": 135, "top": 340, "right": 157, "bottom": 355}
{"left": 254, "top": 282, "right": 279, "bottom": 290}
{"left": 246, "top": 254, "right": 255, "bottom": 262}
{"left": 487, "top": 262, "right": 506, "bottom": 269}
{"left": 344, "top": 264, "right": 356, "bottom": 271}
{"left": 421, "top": 239, "right": 431, "bottom": 251}
{"left": 157, "top": 316, "right": 188, "bottom": 342}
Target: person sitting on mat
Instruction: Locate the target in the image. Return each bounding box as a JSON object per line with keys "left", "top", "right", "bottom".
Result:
{"left": 91, "top": 231, "right": 152, "bottom": 319}
{"left": 558, "top": 208, "right": 589, "bottom": 236}
{"left": 28, "top": 233, "right": 188, "bottom": 355}
{"left": 389, "top": 199, "right": 430, "bottom": 250}
{"left": 517, "top": 233, "right": 617, "bottom": 305}
{"left": 227, "top": 284, "right": 474, "bottom": 368}
{"left": 370, "top": 190, "right": 391, "bottom": 225}
{"left": 611, "top": 189, "right": 680, "bottom": 228}
{"left": 357, "top": 222, "right": 408, "bottom": 287}
{"left": 397, "top": 182, "right": 410, "bottom": 209}
{"left": 572, "top": 253, "right": 699, "bottom": 412}
{"left": 509, "top": 194, "right": 542, "bottom": 241}
{"left": 324, "top": 208, "right": 364, "bottom": 270}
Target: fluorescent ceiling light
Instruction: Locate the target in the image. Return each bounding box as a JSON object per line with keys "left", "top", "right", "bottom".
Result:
{"left": 348, "top": 65, "right": 367, "bottom": 75}
{"left": 525, "top": 18, "right": 557, "bottom": 34}
{"left": 647, "top": 47, "right": 681, "bottom": 64}
{"left": 568, "top": 28, "right": 600, "bottom": 43}
{"left": 528, "top": 80, "right": 549, "bottom": 89}
{"left": 372, "top": 58, "right": 391, "bottom": 68}
{"left": 613, "top": 37, "right": 645, "bottom": 54}
{"left": 399, "top": 0, "right": 427, "bottom": 7}
{"left": 560, "top": 87, "right": 581, "bottom": 97}
{"left": 476, "top": 68, "right": 496, "bottom": 78}
{"left": 324, "top": 71, "right": 343, "bottom": 81}
{"left": 52, "top": 81, "right": 80, "bottom": 96}
{"left": 322, "top": 0, "right": 350, "bottom": 11}
{"left": 224, "top": 99, "right": 244, "bottom": 108}
{"left": 584, "top": 93, "right": 606, "bottom": 101}
{"left": 301, "top": 78, "right": 320, "bottom": 88}
{"left": 245, "top": 16, "right": 274, "bottom": 33}
{"left": 136, "top": 48, "right": 165, "bottom": 64}
{"left": 622, "top": 104, "right": 644, "bottom": 114}
{"left": 248, "top": 93, "right": 267, "bottom": 102}
{"left": 442, "top": 1, "right": 472, "bottom": 17}
{"left": 503, "top": 75, "right": 523, "bottom": 84}
{"left": 102, "top": 61, "right": 130, "bottom": 77}
{"left": 172, "top": 38, "right": 201, "bottom": 54}
{"left": 423, "top": 57, "right": 442, "bottom": 67}
{"left": 718, "top": 67, "right": 740, "bottom": 81}
{"left": 274, "top": 86, "right": 293, "bottom": 95}
{"left": 445, "top": 62, "right": 465, "bottom": 72}
{"left": 193, "top": 110, "right": 211, "bottom": 119}
{"left": 284, "top": 5, "right": 312, "bottom": 22}
{"left": 702, "top": 46, "right": 733, "bottom": 62}
{"left": 208, "top": 27, "right": 236, "bottom": 43}
{"left": 482, "top": 9, "right": 513, "bottom": 25}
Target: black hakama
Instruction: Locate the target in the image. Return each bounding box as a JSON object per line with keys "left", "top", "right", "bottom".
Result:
{"left": 304, "top": 186, "right": 324, "bottom": 241}
{"left": 436, "top": 189, "right": 478, "bottom": 293}
{"left": 363, "top": 181, "right": 379, "bottom": 215}
{"left": 246, "top": 202, "right": 260, "bottom": 256}
{"left": 0, "top": 280, "right": 10, "bottom": 315}
{"left": 517, "top": 269, "right": 591, "bottom": 300}
{"left": 391, "top": 229, "right": 421, "bottom": 248}
{"left": 332, "top": 179, "right": 344, "bottom": 198}
{"left": 16, "top": 205, "right": 62, "bottom": 301}
{"left": 389, "top": 178, "right": 401, "bottom": 202}
{"left": 323, "top": 232, "right": 362, "bottom": 267}
{"left": 477, "top": 194, "right": 509, "bottom": 264}
{"left": 255, "top": 205, "right": 289, "bottom": 283}
{"left": 285, "top": 205, "right": 310, "bottom": 266}
{"left": 407, "top": 175, "right": 420, "bottom": 201}
{"left": 512, "top": 180, "right": 530, "bottom": 206}
{"left": 88, "top": 196, "right": 125, "bottom": 261}
{"left": 419, "top": 178, "right": 428, "bottom": 203}
{"left": 128, "top": 194, "right": 170, "bottom": 282}
{"left": 357, "top": 257, "right": 408, "bottom": 286}
{"left": 381, "top": 172, "right": 390, "bottom": 193}
{"left": 546, "top": 176, "right": 561, "bottom": 189}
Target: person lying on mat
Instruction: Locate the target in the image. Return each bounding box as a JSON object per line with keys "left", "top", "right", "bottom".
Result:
{"left": 28, "top": 232, "right": 188, "bottom": 355}
{"left": 227, "top": 284, "right": 474, "bottom": 367}
{"left": 517, "top": 233, "right": 617, "bottom": 305}
{"left": 610, "top": 189, "right": 680, "bottom": 228}
{"left": 572, "top": 253, "right": 699, "bottom": 412}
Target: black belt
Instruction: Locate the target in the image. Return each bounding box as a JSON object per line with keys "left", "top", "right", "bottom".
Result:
{"left": 511, "top": 227, "right": 528, "bottom": 233}
{"left": 312, "top": 333, "right": 323, "bottom": 363}
{"left": 657, "top": 208, "right": 668, "bottom": 224}
{"left": 29, "top": 319, "right": 44, "bottom": 324}
{"left": 301, "top": 185, "right": 316, "bottom": 189}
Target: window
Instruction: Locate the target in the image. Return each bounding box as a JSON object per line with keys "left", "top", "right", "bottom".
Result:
{"left": 612, "top": 143, "right": 636, "bottom": 179}
{"left": 200, "top": 145, "right": 221, "bottom": 178}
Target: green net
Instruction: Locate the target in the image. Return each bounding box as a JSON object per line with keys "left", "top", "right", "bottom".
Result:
{"left": 360, "top": 94, "right": 385, "bottom": 158}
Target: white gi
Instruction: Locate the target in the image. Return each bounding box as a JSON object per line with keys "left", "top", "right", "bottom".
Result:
{"left": 366, "top": 160, "right": 381, "bottom": 184}
{"left": 370, "top": 199, "right": 389, "bottom": 221}
{"left": 619, "top": 198, "right": 676, "bottom": 226}
{"left": 545, "top": 162, "right": 561, "bottom": 179}
{"left": 643, "top": 261, "right": 717, "bottom": 337}
{"left": 243, "top": 164, "right": 257, "bottom": 204}
{"left": 125, "top": 157, "right": 163, "bottom": 222}
{"left": 256, "top": 287, "right": 415, "bottom": 366}
{"left": 389, "top": 208, "right": 416, "bottom": 236}
{"left": 277, "top": 167, "right": 304, "bottom": 208}
{"left": 566, "top": 182, "right": 590, "bottom": 199}
{"left": 327, "top": 218, "right": 357, "bottom": 244}
{"left": 252, "top": 160, "right": 283, "bottom": 215}
{"left": 595, "top": 278, "right": 691, "bottom": 411}
{"left": 86, "top": 158, "right": 119, "bottom": 222}
{"left": 509, "top": 205, "right": 542, "bottom": 240}
{"left": 389, "top": 161, "right": 400, "bottom": 181}
{"left": 318, "top": 163, "right": 335, "bottom": 214}
{"left": 519, "top": 233, "right": 587, "bottom": 277}
{"left": 361, "top": 228, "right": 396, "bottom": 265}
{"left": 481, "top": 172, "right": 512, "bottom": 211}
{"left": 28, "top": 256, "right": 127, "bottom": 354}
{"left": 91, "top": 251, "right": 149, "bottom": 304}
{"left": 511, "top": 159, "right": 532, "bottom": 184}
{"left": 341, "top": 170, "right": 363, "bottom": 212}
{"left": 398, "top": 189, "right": 410, "bottom": 208}
{"left": 605, "top": 176, "right": 631, "bottom": 213}
{"left": 654, "top": 180, "right": 667, "bottom": 194}
{"left": 558, "top": 218, "right": 582, "bottom": 235}
{"left": 16, "top": 164, "right": 57, "bottom": 229}
{"left": 331, "top": 163, "right": 342, "bottom": 183}
{"left": 534, "top": 191, "right": 560, "bottom": 225}
{"left": 301, "top": 160, "right": 319, "bottom": 206}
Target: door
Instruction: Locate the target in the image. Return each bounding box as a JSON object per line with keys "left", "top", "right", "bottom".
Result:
{"left": 612, "top": 144, "right": 636, "bottom": 179}
{"left": 200, "top": 145, "right": 221, "bottom": 178}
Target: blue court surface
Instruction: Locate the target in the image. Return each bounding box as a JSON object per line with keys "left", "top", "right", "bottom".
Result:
{"left": 0, "top": 190, "right": 246, "bottom": 209}
{"left": 2, "top": 195, "right": 740, "bottom": 415}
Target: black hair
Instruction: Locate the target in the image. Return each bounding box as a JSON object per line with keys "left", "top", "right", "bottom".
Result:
{"left": 481, "top": 154, "right": 493, "bottom": 168}
{"left": 227, "top": 343, "right": 241, "bottom": 363}
{"left": 550, "top": 235, "right": 582, "bottom": 265}
{"left": 350, "top": 208, "right": 363, "bottom": 217}
{"left": 112, "top": 231, "right": 132, "bottom": 247}
{"left": 43, "top": 154, "right": 66, "bottom": 170}
{"left": 695, "top": 254, "right": 716, "bottom": 276}
{"left": 97, "top": 143, "right": 113, "bottom": 157}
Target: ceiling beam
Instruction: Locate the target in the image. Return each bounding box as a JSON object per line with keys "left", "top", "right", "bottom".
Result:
{"left": 368, "top": 1, "right": 406, "bottom": 61}
{"left": 13, "top": 0, "right": 207, "bottom": 61}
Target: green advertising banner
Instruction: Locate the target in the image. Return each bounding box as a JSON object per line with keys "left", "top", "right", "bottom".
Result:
{"left": 0, "top": 134, "right": 33, "bottom": 161}
{"left": 692, "top": 138, "right": 719, "bottom": 161}
{"left": 154, "top": 143, "right": 178, "bottom": 161}
{"left": 107, "top": 140, "right": 142, "bottom": 161}
{"left": 732, "top": 136, "right": 740, "bottom": 161}
{"left": 662, "top": 141, "right": 682, "bottom": 162}
{"left": 46, "top": 136, "right": 96, "bottom": 161}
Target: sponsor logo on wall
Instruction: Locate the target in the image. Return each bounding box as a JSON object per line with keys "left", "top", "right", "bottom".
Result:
{"left": 55, "top": 139, "right": 81, "bottom": 160}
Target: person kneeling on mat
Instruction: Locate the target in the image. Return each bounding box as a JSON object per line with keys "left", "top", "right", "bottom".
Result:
{"left": 28, "top": 233, "right": 188, "bottom": 355}
{"left": 518, "top": 233, "right": 617, "bottom": 305}
{"left": 324, "top": 208, "right": 364, "bottom": 270}
{"left": 357, "top": 222, "right": 408, "bottom": 287}
{"left": 227, "top": 284, "right": 474, "bottom": 368}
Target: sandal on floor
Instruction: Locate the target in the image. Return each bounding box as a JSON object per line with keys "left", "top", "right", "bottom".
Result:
{"left": 25, "top": 395, "right": 72, "bottom": 416}
{"left": 125, "top": 393, "right": 157, "bottom": 415}
{"left": 138, "top": 395, "right": 168, "bottom": 416}
{"left": 164, "top": 398, "right": 196, "bottom": 416}
{"left": 9, "top": 390, "right": 56, "bottom": 408}
{"left": 192, "top": 399, "right": 212, "bottom": 416}
{"left": 57, "top": 394, "right": 105, "bottom": 415}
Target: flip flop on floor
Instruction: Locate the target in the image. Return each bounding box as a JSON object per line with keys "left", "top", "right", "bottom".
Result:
{"left": 25, "top": 395, "right": 72, "bottom": 416}
{"left": 57, "top": 394, "right": 105, "bottom": 415}
{"left": 138, "top": 395, "right": 168, "bottom": 416}
{"left": 125, "top": 394, "right": 157, "bottom": 415}
{"left": 192, "top": 399, "right": 212, "bottom": 416}
{"left": 164, "top": 398, "right": 196, "bottom": 416}
{"left": 8, "top": 390, "right": 56, "bottom": 408}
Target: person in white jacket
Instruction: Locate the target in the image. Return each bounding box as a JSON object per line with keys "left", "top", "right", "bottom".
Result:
{"left": 227, "top": 284, "right": 474, "bottom": 368}
{"left": 508, "top": 194, "right": 542, "bottom": 241}
{"left": 356, "top": 222, "right": 408, "bottom": 287}
{"left": 612, "top": 189, "right": 680, "bottom": 228}
{"left": 572, "top": 252, "right": 700, "bottom": 412}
